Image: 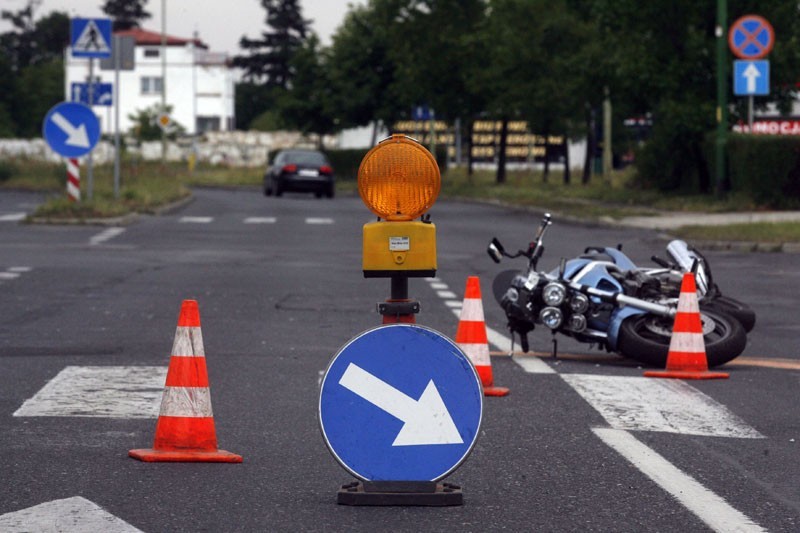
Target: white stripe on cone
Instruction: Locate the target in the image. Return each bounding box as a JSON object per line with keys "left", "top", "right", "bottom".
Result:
{"left": 677, "top": 292, "right": 700, "bottom": 313}
{"left": 171, "top": 327, "right": 205, "bottom": 357}
{"left": 459, "top": 342, "right": 491, "bottom": 366}
{"left": 668, "top": 332, "right": 706, "bottom": 354}
{"left": 459, "top": 298, "right": 485, "bottom": 322}
{"left": 159, "top": 387, "right": 213, "bottom": 417}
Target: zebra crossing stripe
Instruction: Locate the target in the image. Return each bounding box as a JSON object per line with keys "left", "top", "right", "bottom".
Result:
{"left": 0, "top": 497, "right": 142, "bottom": 533}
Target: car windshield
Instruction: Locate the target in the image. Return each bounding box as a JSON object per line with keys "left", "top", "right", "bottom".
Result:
{"left": 284, "top": 151, "right": 327, "bottom": 166}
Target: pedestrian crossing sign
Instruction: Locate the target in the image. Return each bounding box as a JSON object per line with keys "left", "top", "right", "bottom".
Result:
{"left": 71, "top": 18, "right": 112, "bottom": 59}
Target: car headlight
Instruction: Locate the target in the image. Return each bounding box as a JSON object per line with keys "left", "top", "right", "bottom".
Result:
{"left": 542, "top": 282, "right": 566, "bottom": 306}
{"left": 539, "top": 307, "right": 563, "bottom": 329}
{"left": 569, "top": 293, "right": 589, "bottom": 314}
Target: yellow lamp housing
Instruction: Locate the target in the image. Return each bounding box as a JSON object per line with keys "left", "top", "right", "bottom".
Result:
{"left": 359, "top": 135, "right": 439, "bottom": 278}
{"left": 362, "top": 220, "right": 436, "bottom": 278}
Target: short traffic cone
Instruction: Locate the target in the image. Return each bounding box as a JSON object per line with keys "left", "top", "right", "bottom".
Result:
{"left": 456, "top": 276, "right": 510, "bottom": 396}
{"left": 644, "top": 273, "right": 729, "bottom": 380}
{"left": 129, "top": 300, "right": 243, "bottom": 462}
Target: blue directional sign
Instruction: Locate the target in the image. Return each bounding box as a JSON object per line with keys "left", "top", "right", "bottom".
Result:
{"left": 734, "top": 60, "right": 769, "bottom": 96}
{"left": 319, "top": 324, "right": 483, "bottom": 481}
{"left": 42, "top": 102, "right": 101, "bottom": 158}
{"left": 71, "top": 18, "right": 112, "bottom": 59}
{"left": 71, "top": 82, "right": 113, "bottom": 106}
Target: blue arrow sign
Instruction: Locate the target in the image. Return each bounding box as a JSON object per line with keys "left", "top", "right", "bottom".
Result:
{"left": 71, "top": 18, "right": 112, "bottom": 59}
{"left": 319, "top": 324, "right": 483, "bottom": 481}
{"left": 71, "top": 82, "right": 113, "bottom": 106}
{"left": 734, "top": 60, "right": 769, "bottom": 96}
{"left": 42, "top": 102, "right": 101, "bottom": 158}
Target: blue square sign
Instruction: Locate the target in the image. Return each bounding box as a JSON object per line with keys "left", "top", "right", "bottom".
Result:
{"left": 71, "top": 18, "right": 112, "bottom": 59}
{"left": 734, "top": 60, "right": 769, "bottom": 96}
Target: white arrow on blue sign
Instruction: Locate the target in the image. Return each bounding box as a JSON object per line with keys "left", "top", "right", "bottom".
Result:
{"left": 319, "top": 324, "right": 483, "bottom": 481}
{"left": 42, "top": 102, "right": 101, "bottom": 158}
{"left": 71, "top": 82, "right": 113, "bottom": 106}
{"left": 734, "top": 60, "right": 769, "bottom": 96}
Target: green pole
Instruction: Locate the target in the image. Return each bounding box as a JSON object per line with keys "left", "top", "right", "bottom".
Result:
{"left": 715, "top": 0, "right": 728, "bottom": 196}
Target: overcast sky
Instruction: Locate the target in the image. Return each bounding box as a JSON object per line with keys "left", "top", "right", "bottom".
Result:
{"left": 0, "top": 0, "right": 363, "bottom": 54}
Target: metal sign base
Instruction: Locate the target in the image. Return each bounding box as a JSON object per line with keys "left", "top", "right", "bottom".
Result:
{"left": 337, "top": 481, "right": 463, "bottom": 506}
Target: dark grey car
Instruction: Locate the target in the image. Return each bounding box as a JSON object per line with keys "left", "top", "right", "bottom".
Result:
{"left": 263, "top": 149, "right": 335, "bottom": 198}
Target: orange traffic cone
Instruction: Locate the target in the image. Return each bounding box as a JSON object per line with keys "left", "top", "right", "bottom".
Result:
{"left": 129, "top": 300, "right": 243, "bottom": 462}
{"left": 456, "top": 276, "right": 510, "bottom": 397}
{"left": 644, "top": 273, "right": 729, "bottom": 380}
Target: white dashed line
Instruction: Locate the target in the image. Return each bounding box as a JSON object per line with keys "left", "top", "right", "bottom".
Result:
{"left": 180, "top": 216, "right": 213, "bottom": 223}
{"left": 244, "top": 217, "right": 277, "bottom": 224}
{"left": 306, "top": 217, "right": 334, "bottom": 225}
{"left": 0, "top": 212, "right": 26, "bottom": 222}
{"left": 14, "top": 366, "right": 167, "bottom": 418}
{"left": 89, "top": 227, "right": 125, "bottom": 246}
{"left": 7, "top": 266, "right": 31, "bottom": 273}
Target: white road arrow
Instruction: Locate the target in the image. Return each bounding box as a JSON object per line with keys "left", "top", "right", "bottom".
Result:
{"left": 743, "top": 63, "right": 761, "bottom": 93}
{"left": 51, "top": 112, "right": 90, "bottom": 148}
{"left": 338, "top": 363, "right": 464, "bottom": 446}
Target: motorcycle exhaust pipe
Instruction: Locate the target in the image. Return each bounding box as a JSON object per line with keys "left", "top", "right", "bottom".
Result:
{"left": 568, "top": 282, "right": 676, "bottom": 318}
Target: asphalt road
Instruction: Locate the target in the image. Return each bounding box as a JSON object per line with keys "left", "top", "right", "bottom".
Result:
{"left": 0, "top": 188, "right": 798, "bottom": 532}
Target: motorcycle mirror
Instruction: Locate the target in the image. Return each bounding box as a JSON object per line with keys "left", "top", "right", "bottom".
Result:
{"left": 558, "top": 257, "right": 567, "bottom": 279}
{"left": 487, "top": 238, "right": 505, "bottom": 263}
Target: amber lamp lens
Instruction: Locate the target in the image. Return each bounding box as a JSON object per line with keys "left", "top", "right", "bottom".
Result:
{"left": 357, "top": 135, "right": 441, "bottom": 221}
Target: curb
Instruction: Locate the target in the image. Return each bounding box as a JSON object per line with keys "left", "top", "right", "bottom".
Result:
{"left": 25, "top": 193, "right": 194, "bottom": 226}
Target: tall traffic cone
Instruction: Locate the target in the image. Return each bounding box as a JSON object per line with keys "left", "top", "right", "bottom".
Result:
{"left": 456, "top": 276, "right": 510, "bottom": 396}
{"left": 644, "top": 273, "right": 729, "bottom": 380}
{"left": 129, "top": 300, "right": 243, "bottom": 462}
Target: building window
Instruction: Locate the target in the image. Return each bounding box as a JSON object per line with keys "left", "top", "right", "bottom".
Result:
{"left": 144, "top": 48, "right": 160, "bottom": 58}
{"left": 141, "top": 76, "right": 163, "bottom": 95}
{"left": 197, "top": 116, "right": 221, "bottom": 134}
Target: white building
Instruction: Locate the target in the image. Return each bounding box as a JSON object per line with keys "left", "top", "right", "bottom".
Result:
{"left": 65, "top": 28, "right": 235, "bottom": 136}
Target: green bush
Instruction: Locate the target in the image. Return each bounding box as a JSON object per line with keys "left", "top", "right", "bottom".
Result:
{"left": 727, "top": 134, "right": 800, "bottom": 208}
{"left": 0, "top": 160, "right": 15, "bottom": 182}
{"left": 325, "top": 148, "right": 370, "bottom": 181}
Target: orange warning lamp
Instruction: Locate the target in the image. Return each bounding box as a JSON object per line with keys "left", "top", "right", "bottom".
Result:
{"left": 360, "top": 135, "right": 439, "bottom": 278}
{"left": 358, "top": 134, "right": 441, "bottom": 220}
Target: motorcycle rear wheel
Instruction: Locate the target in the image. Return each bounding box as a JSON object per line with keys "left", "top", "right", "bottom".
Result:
{"left": 701, "top": 296, "right": 756, "bottom": 333}
{"left": 617, "top": 309, "right": 747, "bottom": 368}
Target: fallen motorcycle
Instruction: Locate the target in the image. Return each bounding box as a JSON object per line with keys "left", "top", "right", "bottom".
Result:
{"left": 487, "top": 214, "right": 750, "bottom": 367}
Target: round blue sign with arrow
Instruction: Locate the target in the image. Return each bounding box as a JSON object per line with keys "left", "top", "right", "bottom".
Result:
{"left": 42, "top": 102, "right": 101, "bottom": 158}
{"left": 319, "top": 324, "right": 483, "bottom": 481}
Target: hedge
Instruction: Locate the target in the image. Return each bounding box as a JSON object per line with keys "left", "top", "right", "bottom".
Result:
{"left": 727, "top": 134, "right": 800, "bottom": 208}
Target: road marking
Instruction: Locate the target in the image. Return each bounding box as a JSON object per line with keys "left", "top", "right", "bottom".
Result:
{"left": 179, "top": 216, "right": 213, "bottom": 223}
{"left": 14, "top": 366, "right": 166, "bottom": 418}
{"left": 0, "top": 272, "right": 20, "bottom": 280}
{"left": 437, "top": 290, "right": 457, "bottom": 299}
{"left": 563, "top": 374, "right": 763, "bottom": 438}
{"left": 0, "top": 496, "right": 143, "bottom": 532}
{"left": 0, "top": 212, "right": 26, "bottom": 222}
{"left": 306, "top": 217, "right": 334, "bottom": 224}
{"left": 89, "top": 227, "right": 125, "bottom": 246}
{"left": 430, "top": 274, "right": 762, "bottom": 528}
{"left": 244, "top": 216, "right": 277, "bottom": 224}
{"left": 7, "top": 266, "right": 31, "bottom": 273}
{"left": 593, "top": 428, "right": 766, "bottom": 532}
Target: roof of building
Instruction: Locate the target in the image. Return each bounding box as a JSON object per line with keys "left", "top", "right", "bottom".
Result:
{"left": 115, "top": 27, "right": 208, "bottom": 50}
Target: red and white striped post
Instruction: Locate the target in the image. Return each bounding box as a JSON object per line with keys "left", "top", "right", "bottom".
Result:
{"left": 66, "top": 158, "right": 80, "bottom": 202}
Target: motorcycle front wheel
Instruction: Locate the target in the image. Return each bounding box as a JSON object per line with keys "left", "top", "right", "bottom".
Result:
{"left": 617, "top": 309, "right": 747, "bottom": 368}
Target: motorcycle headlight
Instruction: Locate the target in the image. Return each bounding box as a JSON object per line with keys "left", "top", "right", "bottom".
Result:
{"left": 569, "top": 293, "right": 589, "bottom": 314}
{"left": 539, "top": 307, "right": 563, "bottom": 329}
{"left": 542, "top": 282, "right": 566, "bottom": 306}
{"left": 567, "top": 314, "right": 587, "bottom": 332}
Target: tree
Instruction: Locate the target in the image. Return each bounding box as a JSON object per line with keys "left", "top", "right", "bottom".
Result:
{"left": 0, "top": 2, "right": 68, "bottom": 137}
{"left": 279, "top": 34, "right": 337, "bottom": 145}
{"left": 101, "top": 0, "right": 151, "bottom": 31}
{"left": 326, "top": 0, "right": 411, "bottom": 143}
{"left": 233, "top": 0, "right": 309, "bottom": 87}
